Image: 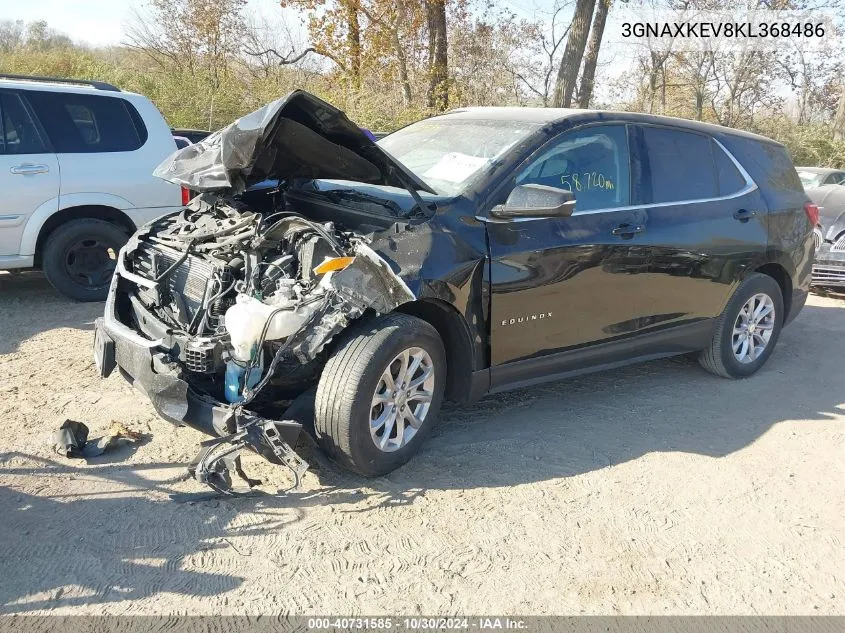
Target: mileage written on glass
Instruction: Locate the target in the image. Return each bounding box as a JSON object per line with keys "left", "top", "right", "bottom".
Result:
{"left": 560, "top": 171, "right": 616, "bottom": 193}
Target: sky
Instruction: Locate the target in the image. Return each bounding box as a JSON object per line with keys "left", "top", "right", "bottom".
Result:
{"left": 1, "top": 0, "right": 544, "bottom": 48}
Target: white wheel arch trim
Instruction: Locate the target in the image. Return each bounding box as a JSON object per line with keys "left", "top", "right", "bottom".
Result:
{"left": 18, "top": 193, "right": 135, "bottom": 256}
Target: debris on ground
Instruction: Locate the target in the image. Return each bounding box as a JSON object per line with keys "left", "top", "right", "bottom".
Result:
{"left": 53, "top": 419, "right": 148, "bottom": 459}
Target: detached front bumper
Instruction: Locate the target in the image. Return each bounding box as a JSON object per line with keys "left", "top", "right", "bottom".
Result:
{"left": 94, "top": 273, "right": 302, "bottom": 447}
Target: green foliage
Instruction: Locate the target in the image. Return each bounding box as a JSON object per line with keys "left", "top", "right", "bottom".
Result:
{"left": 0, "top": 43, "right": 430, "bottom": 134}
{"left": 754, "top": 118, "right": 845, "bottom": 169}
{"left": 2, "top": 12, "right": 844, "bottom": 166}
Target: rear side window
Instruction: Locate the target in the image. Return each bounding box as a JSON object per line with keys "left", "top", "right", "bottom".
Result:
{"left": 26, "top": 91, "right": 148, "bottom": 153}
{"left": 640, "top": 126, "right": 717, "bottom": 203}
{"left": 0, "top": 92, "right": 49, "bottom": 155}
{"left": 712, "top": 140, "right": 746, "bottom": 195}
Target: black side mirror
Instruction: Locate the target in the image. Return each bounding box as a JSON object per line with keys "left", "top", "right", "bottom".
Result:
{"left": 490, "top": 184, "right": 576, "bottom": 219}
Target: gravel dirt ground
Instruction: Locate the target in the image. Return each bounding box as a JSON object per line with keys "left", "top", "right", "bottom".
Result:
{"left": 1, "top": 270, "right": 844, "bottom": 615}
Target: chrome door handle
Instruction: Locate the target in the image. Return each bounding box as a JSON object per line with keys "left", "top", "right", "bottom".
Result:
{"left": 733, "top": 209, "right": 757, "bottom": 222}
{"left": 10, "top": 164, "right": 49, "bottom": 175}
{"left": 611, "top": 224, "right": 646, "bottom": 237}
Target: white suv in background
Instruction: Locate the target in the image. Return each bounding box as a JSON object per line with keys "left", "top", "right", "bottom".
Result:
{"left": 0, "top": 74, "right": 185, "bottom": 300}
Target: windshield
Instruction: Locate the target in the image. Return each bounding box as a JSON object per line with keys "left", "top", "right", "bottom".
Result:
{"left": 798, "top": 170, "right": 824, "bottom": 188}
{"left": 378, "top": 118, "right": 541, "bottom": 195}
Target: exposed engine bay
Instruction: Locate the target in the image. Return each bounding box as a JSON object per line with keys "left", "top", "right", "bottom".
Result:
{"left": 128, "top": 193, "right": 412, "bottom": 395}
{"left": 97, "top": 89, "right": 436, "bottom": 495}
{"left": 115, "top": 191, "right": 416, "bottom": 494}
{"left": 113, "top": 194, "right": 414, "bottom": 491}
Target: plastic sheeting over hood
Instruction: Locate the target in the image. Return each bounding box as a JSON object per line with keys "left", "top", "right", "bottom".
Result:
{"left": 153, "top": 90, "right": 434, "bottom": 195}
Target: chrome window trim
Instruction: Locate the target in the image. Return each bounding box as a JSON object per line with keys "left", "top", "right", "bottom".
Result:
{"left": 477, "top": 134, "right": 759, "bottom": 223}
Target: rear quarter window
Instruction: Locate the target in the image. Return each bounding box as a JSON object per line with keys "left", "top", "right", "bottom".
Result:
{"left": 724, "top": 137, "right": 802, "bottom": 195}
{"left": 25, "top": 91, "right": 148, "bottom": 153}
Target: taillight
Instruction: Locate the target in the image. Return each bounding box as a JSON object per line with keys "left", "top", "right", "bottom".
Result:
{"left": 181, "top": 186, "right": 191, "bottom": 206}
{"left": 804, "top": 202, "right": 820, "bottom": 226}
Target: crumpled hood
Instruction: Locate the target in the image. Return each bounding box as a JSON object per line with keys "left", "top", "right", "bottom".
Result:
{"left": 807, "top": 185, "right": 845, "bottom": 239}
{"left": 153, "top": 90, "right": 433, "bottom": 195}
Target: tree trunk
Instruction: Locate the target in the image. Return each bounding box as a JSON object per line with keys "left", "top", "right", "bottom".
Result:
{"left": 425, "top": 0, "right": 448, "bottom": 112}
{"left": 345, "top": 0, "right": 361, "bottom": 89}
{"left": 577, "top": 0, "right": 610, "bottom": 108}
{"left": 834, "top": 84, "right": 845, "bottom": 141}
{"left": 552, "top": 0, "right": 596, "bottom": 107}
{"left": 392, "top": 5, "right": 412, "bottom": 107}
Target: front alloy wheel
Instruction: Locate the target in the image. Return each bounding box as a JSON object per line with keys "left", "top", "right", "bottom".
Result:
{"left": 370, "top": 347, "right": 436, "bottom": 452}
{"left": 314, "top": 313, "right": 446, "bottom": 476}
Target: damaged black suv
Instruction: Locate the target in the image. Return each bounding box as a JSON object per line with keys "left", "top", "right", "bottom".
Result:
{"left": 94, "top": 90, "right": 815, "bottom": 487}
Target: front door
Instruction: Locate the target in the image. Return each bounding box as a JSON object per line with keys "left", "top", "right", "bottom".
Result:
{"left": 486, "top": 123, "right": 653, "bottom": 371}
{"left": 0, "top": 90, "right": 59, "bottom": 258}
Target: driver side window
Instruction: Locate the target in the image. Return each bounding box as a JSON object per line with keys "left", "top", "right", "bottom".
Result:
{"left": 516, "top": 124, "right": 631, "bottom": 212}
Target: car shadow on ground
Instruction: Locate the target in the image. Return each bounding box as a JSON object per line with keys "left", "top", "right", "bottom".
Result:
{"left": 4, "top": 271, "right": 844, "bottom": 493}
{"left": 0, "top": 271, "right": 102, "bottom": 356}
{"left": 3, "top": 269, "right": 845, "bottom": 498}
{"left": 0, "top": 480, "right": 247, "bottom": 612}
{"left": 2, "top": 274, "right": 845, "bottom": 611}
{"left": 310, "top": 299, "right": 845, "bottom": 497}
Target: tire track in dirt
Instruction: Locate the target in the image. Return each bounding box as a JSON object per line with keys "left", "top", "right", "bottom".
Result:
{"left": 1, "top": 272, "right": 844, "bottom": 614}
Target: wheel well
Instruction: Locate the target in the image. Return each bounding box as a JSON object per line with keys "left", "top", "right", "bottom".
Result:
{"left": 396, "top": 299, "right": 475, "bottom": 403}
{"left": 754, "top": 263, "right": 792, "bottom": 319}
{"left": 34, "top": 206, "right": 135, "bottom": 267}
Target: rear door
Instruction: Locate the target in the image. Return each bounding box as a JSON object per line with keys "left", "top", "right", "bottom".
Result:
{"left": 486, "top": 123, "right": 654, "bottom": 374}
{"left": 630, "top": 124, "right": 769, "bottom": 332}
{"left": 0, "top": 90, "right": 60, "bottom": 257}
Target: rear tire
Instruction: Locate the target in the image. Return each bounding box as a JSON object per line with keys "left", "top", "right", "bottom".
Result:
{"left": 698, "top": 273, "right": 783, "bottom": 378}
{"left": 42, "top": 219, "right": 128, "bottom": 302}
{"left": 314, "top": 313, "right": 446, "bottom": 476}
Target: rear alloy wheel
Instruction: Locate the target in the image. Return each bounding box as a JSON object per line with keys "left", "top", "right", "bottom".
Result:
{"left": 314, "top": 313, "right": 446, "bottom": 476}
{"left": 731, "top": 293, "right": 776, "bottom": 364}
{"left": 42, "top": 219, "right": 128, "bottom": 302}
{"left": 699, "top": 273, "right": 783, "bottom": 378}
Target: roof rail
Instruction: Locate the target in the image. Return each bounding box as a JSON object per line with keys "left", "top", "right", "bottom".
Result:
{"left": 0, "top": 74, "right": 121, "bottom": 92}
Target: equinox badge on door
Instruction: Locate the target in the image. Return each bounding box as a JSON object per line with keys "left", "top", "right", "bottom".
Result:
{"left": 501, "top": 312, "right": 553, "bottom": 326}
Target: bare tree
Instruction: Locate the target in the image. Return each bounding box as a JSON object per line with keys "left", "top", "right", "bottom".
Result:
{"left": 501, "top": 1, "right": 572, "bottom": 106}
{"left": 126, "top": 0, "right": 247, "bottom": 127}
{"left": 0, "top": 20, "right": 25, "bottom": 53}
{"left": 240, "top": 9, "right": 318, "bottom": 77}
{"left": 834, "top": 85, "right": 845, "bottom": 141}
{"left": 577, "top": 0, "right": 611, "bottom": 108}
{"left": 552, "top": 0, "right": 596, "bottom": 107}
{"left": 426, "top": 0, "right": 449, "bottom": 111}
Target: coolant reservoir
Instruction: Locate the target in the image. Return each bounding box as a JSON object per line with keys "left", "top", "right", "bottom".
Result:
{"left": 224, "top": 295, "right": 318, "bottom": 362}
{"left": 224, "top": 353, "right": 263, "bottom": 403}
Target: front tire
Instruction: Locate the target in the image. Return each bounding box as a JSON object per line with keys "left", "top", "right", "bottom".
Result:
{"left": 314, "top": 313, "right": 446, "bottom": 476}
{"left": 42, "top": 219, "right": 128, "bottom": 302}
{"left": 699, "top": 273, "right": 784, "bottom": 378}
